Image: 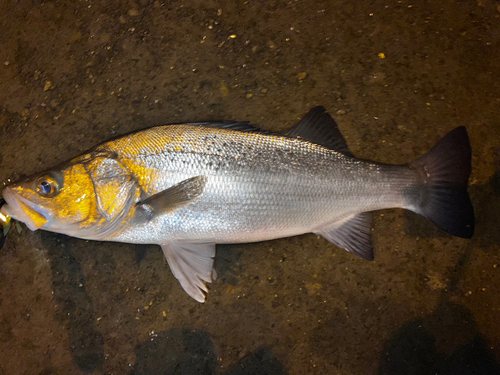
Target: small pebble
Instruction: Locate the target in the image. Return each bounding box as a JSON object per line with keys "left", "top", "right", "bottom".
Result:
{"left": 246, "top": 93, "right": 253, "bottom": 99}
{"left": 298, "top": 72, "right": 307, "bottom": 80}
{"left": 44, "top": 81, "right": 52, "bottom": 91}
{"left": 261, "top": 88, "right": 268, "bottom": 94}
{"left": 378, "top": 52, "right": 386, "bottom": 59}
{"left": 220, "top": 81, "right": 229, "bottom": 97}
{"left": 128, "top": 8, "right": 140, "bottom": 16}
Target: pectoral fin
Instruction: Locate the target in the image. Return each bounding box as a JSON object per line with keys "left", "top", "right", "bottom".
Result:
{"left": 315, "top": 212, "right": 374, "bottom": 261}
{"left": 161, "top": 241, "right": 216, "bottom": 303}
{"left": 136, "top": 176, "right": 207, "bottom": 221}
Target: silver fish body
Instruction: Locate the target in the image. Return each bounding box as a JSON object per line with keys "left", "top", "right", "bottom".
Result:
{"left": 1, "top": 107, "right": 474, "bottom": 302}
{"left": 105, "top": 124, "right": 413, "bottom": 244}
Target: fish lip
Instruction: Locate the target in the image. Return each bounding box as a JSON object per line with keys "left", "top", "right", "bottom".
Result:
{"left": 1, "top": 187, "right": 50, "bottom": 231}
{"left": 2, "top": 187, "right": 20, "bottom": 215}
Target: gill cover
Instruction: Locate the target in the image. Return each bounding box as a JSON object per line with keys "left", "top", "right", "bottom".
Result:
{"left": 84, "top": 155, "right": 137, "bottom": 222}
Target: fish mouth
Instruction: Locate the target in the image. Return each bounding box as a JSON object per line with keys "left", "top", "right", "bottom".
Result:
{"left": 1, "top": 187, "right": 49, "bottom": 231}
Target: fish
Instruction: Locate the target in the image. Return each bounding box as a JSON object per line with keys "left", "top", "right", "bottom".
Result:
{"left": 0, "top": 107, "right": 474, "bottom": 302}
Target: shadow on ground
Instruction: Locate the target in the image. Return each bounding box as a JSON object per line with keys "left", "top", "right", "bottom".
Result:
{"left": 382, "top": 152, "right": 500, "bottom": 374}
{"left": 40, "top": 232, "right": 284, "bottom": 374}
{"left": 378, "top": 300, "right": 500, "bottom": 375}
{"left": 40, "top": 231, "right": 105, "bottom": 373}
{"left": 381, "top": 160, "right": 500, "bottom": 375}
{"left": 130, "top": 328, "right": 286, "bottom": 375}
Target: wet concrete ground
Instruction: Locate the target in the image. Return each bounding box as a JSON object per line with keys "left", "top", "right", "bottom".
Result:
{"left": 0, "top": 0, "right": 500, "bottom": 374}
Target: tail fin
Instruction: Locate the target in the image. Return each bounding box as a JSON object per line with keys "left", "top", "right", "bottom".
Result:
{"left": 407, "top": 127, "right": 474, "bottom": 238}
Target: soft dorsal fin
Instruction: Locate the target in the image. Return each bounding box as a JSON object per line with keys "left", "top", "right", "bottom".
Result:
{"left": 286, "top": 106, "right": 353, "bottom": 157}
{"left": 315, "top": 212, "right": 374, "bottom": 261}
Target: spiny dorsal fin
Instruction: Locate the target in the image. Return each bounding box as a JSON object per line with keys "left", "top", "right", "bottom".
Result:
{"left": 286, "top": 106, "right": 354, "bottom": 157}
{"left": 186, "top": 121, "right": 265, "bottom": 133}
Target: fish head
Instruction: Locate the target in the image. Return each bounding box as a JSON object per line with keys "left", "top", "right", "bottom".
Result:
{"left": 1, "top": 162, "right": 98, "bottom": 234}
{"left": 1, "top": 153, "right": 139, "bottom": 239}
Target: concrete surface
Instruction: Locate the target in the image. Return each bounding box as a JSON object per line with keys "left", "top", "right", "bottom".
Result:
{"left": 0, "top": 1, "right": 499, "bottom": 374}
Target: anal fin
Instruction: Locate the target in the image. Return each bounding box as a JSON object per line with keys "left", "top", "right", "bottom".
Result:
{"left": 161, "top": 241, "right": 216, "bottom": 303}
{"left": 315, "top": 212, "right": 374, "bottom": 261}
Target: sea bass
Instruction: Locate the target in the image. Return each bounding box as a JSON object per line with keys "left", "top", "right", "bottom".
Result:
{"left": 0, "top": 107, "right": 474, "bottom": 302}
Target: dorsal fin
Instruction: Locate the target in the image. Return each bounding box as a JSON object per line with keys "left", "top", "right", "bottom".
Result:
{"left": 186, "top": 121, "right": 265, "bottom": 133}
{"left": 286, "top": 106, "right": 353, "bottom": 157}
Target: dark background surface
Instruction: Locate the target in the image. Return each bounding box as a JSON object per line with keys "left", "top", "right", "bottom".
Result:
{"left": 0, "top": 1, "right": 499, "bottom": 374}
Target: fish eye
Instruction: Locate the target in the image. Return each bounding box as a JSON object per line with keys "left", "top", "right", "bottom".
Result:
{"left": 36, "top": 176, "right": 59, "bottom": 197}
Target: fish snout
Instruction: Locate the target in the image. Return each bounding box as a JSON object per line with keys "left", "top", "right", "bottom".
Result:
{"left": 1, "top": 187, "right": 49, "bottom": 231}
